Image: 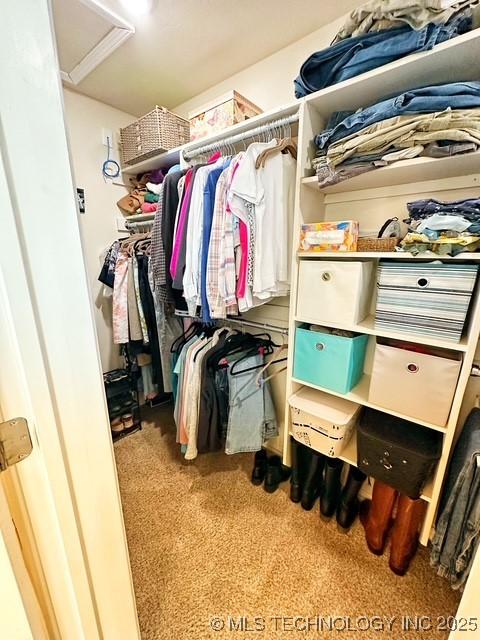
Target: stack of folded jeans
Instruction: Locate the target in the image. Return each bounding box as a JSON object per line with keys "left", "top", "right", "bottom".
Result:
{"left": 400, "top": 196, "right": 480, "bottom": 255}
{"left": 294, "top": 0, "right": 480, "bottom": 98}
{"left": 311, "top": 81, "right": 480, "bottom": 188}
{"left": 431, "top": 408, "right": 480, "bottom": 590}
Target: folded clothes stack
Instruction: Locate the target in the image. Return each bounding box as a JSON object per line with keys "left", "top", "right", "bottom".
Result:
{"left": 311, "top": 81, "right": 480, "bottom": 187}
{"left": 400, "top": 196, "right": 480, "bottom": 255}
{"left": 294, "top": 0, "right": 480, "bottom": 97}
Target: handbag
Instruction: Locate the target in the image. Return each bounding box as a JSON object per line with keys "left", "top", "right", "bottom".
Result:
{"left": 116, "top": 189, "right": 145, "bottom": 215}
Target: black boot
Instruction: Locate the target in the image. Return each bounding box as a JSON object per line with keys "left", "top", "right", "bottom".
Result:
{"left": 251, "top": 449, "right": 268, "bottom": 486}
{"left": 301, "top": 450, "right": 325, "bottom": 511}
{"left": 264, "top": 455, "right": 291, "bottom": 493}
{"left": 320, "top": 458, "right": 343, "bottom": 518}
{"left": 336, "top": 466, "right": 367, "bottom": 530}
{"left": 289, "top": 438, "right": 309, "bottom": 503}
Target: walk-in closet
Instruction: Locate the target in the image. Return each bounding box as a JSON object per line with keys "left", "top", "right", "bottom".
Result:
{"left": 4, "top": 1, "right": 480, "bottom": 638}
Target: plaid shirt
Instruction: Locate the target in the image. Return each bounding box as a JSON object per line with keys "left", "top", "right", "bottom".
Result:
{"left": 206, "top": 167, "right": 230, "bottom": 318}
{"left": 150, "top": 184, "right": 166, "bottom": 299}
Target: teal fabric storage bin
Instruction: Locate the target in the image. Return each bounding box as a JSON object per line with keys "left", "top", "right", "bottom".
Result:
{"left": 293, "top": 327, "right": 368, "bottom": 394}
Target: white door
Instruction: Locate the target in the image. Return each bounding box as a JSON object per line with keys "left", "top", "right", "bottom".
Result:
{"left": 0, "top": 0, "right": 140, "bottom": 638}
{"left": 0, "top": 478, "right": 47, "bottom": 640}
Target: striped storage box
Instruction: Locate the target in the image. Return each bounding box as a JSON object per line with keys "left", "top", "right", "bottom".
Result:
{"left": 375, "top": 261, "right": 479, "bottom": 342}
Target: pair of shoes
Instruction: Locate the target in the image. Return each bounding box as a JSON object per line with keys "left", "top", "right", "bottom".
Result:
{"left": 251, "top": 450, "right": 291, "bottom": 493}
{"left": 110, "top": 417, "right": 124, "bottom": 433}
{"left": 360, "top": 481, "right": 426, "bottom": 575}
{"left": 320, "top": 460, "right": 367, "bottom": 528}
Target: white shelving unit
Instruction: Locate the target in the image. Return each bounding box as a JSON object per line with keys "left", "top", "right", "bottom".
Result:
{"left": 117, "top": 27, "right": 480, "bottom": 547}
{"left": 282, "top": 30, "right": 480, "bottom": 547}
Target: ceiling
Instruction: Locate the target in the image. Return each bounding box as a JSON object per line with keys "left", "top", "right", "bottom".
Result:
{"left": 52, "top": 0, "right": 362, "bottom": 116}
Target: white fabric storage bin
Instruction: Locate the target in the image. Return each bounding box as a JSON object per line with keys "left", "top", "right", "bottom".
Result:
{"left": 296, "top": 260, "right": 374, "bottom": 325}
{"left": 368, "top": 341, "right": 462, "bottom": 427}
{"left": 289, "top": 387, "right": 361, "bottom": 457}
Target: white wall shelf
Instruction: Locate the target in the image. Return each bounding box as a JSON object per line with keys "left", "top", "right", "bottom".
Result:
{"left": 291, "top": 377, "right": 449, "bottom": 434}
{"left": 121, "top": 100, "right": 300, "bottom": 176}
{"left": 296, "top": 251, "right": 480, "bottom": 261}
{"left": 121, "top": 145, "right": 184, "bottom": 176}
{"left": 302, "top": 154, "right": 480, "bottom": 195}
{"left": 294, "top": 314, "right": 470, "bottom": 353}
{"left": 304, "top": 30, "right": 480, "bottom": 118}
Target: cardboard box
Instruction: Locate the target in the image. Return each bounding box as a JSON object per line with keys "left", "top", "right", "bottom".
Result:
{"left": 189, "top": 91, "right": 262, "bottom": 141}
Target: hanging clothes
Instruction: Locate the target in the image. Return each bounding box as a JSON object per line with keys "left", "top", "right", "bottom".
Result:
{"left": 101, "top": 132, "right": 296, "bottom": 417}
{"left": 112, "top": 250, "right": 129, "bottom": 344}
{"left": 170, "top": 325, "right": 282, "bottom": 460}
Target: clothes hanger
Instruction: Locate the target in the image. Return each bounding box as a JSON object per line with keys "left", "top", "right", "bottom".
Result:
{"left": 229, "top": 345, "right": 275, "bottom": 376}
{"left": 254, "top": 344, "right": 289, "bottom": 386}
{"left": 192, "top": 326, "right": 231, "bottom": 362}
{"left": 212, "top": 332, "right": 263, "bottom": 368}
{"left": 228, "top": 335, "right": 276, "bottom": 376}
{"left": 170, "top": 321, "right": 200, "bottom": 353}
{"left": 255, "top": 136, "right": 297, "bottom": 169}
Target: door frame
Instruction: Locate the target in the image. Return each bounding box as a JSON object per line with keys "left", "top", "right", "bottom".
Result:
{"left": 0, "top": 478, "right": 48, "bottom": 639}
{"left": 0, "top": 0, "right": 139, "bottom": 637}
{"left": 1, "top": 1, "right": 480, "bottom": 638}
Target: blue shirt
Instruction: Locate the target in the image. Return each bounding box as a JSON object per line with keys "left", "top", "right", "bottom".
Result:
{"left": 200, "top": 159, "right": 231, "bottom": 322}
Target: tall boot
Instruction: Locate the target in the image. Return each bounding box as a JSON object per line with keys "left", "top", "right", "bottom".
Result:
{"left": 263, "top": 455, "right": 291, "bottom": 494}
{"left": 360, "top": 480, "right": 398, "bottom": 555}
{"left": 336, "top": 466, "right": 367, "bottom": 529}
{"left": 289, "top": 438, "right": 308, "bottom": 503}
{"left": 301, "top": 450, "right": 325, "bottom": 511}
{"left": 320, "top": 458, "right": 343, "bottom": 518}
{"left": 251, "top": 449, "right": 268, "bottom": 486}
{"left": 389, "top": 494, "right": 426, "bottom": 576}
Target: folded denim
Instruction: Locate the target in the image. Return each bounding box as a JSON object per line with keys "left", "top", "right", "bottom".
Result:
{"left": 407, "top": 196, "right": 480, "bottom": 221}
{"left": 431, "top": 408, "right": 480, "bottom": 589}
{"left": 332, "top": 0, "right": 479, "bottom": 43}
{"left": 315, "top": 81, "right": 480, "bottom": 150}
{"left": 294, "top": 12, "right": 472, "bottom": 98}
{"left": 326, "top": 109, "right": 480, "bottom": 167}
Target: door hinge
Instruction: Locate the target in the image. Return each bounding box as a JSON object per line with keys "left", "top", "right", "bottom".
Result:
{"left": 0, "top": 418, "right": 33, "bottom": 472}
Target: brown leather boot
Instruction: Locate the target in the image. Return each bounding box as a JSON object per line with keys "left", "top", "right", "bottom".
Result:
{"left": 360, "top": 480, "right": 398, "bottom": 555}
{"left": 389, "top": 494, "right": 426, "bottom": 576}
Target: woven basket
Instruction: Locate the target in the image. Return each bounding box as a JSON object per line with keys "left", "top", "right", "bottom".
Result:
{"left": 357, "top": 237, "right": 399, "bottom": 252}
{"left": 120, "top": 106, "right": 190, "bottom": 167}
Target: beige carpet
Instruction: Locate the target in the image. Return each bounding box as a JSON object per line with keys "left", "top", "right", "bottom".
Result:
{"left": 114, "top": 405, "right": 460, "bottom": 640}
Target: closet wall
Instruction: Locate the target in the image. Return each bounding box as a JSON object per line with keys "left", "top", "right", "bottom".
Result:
{"left": 63, "top": 89, "right": 134, "bottom": 371}
{"left": 173, "top": 16, "right": 344, "bottom": 117}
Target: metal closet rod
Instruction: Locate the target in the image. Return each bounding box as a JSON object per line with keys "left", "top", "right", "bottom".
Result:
{"left": 125, "top": 220, "right": 154, "bottom": 233}
{"left": 183, "top": 112, "right": 300, "bottom": 161}
{"left": 221, "top": 317, "right": 289, "bottom": 336}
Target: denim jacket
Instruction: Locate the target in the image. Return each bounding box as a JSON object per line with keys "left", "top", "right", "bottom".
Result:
{"left": 314, "top": 81, "right": 480, "bottom": 150}
{"left": 431, "top": 408, "right": 480, "bottom": 590}
{"left": 294, "top": 10, "right": 472, "bottom": 99}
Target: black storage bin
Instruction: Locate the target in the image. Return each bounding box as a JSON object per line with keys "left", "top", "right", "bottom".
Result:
{"left": 357, "top": 408, "right": 442, "bottom": 498}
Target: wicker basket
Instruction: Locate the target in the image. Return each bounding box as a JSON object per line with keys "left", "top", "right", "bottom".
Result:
{"left": 120, "top": 106, "right": 190, "bottom": 167}
{"left": 357, "top": 237, "right": 399, "bottom": 252}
